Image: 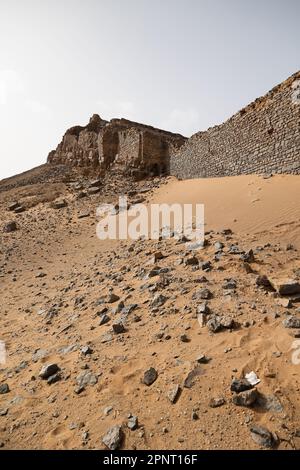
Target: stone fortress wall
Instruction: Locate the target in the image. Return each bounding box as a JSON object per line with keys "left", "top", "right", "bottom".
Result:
{"left": 170, "top": 71, "right": 300, "bottom": 179}
{"left": 48, "top": 71, "right": 300, "bottom": 180}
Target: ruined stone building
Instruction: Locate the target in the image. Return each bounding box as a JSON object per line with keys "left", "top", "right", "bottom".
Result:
{"left": 47, "top": 115, "right": 187, "bottom": 178}
{"left": 48, "top": 71, "right": 300, "bottom": 179}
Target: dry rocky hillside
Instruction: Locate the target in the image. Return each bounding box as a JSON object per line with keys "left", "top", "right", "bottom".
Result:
{"left": 0, "top": 164, "right": 300, "bottom": 450}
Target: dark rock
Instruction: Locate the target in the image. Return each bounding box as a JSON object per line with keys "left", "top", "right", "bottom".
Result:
{"left": 52, "top": 200, "right": 67, "bottom": 209}
{"left": 270, "top": 279, "right": 300, "bottom": 296}
{"left": 150, "top": 294, "right": 168, "bottom": 308}
{"left": 39, "top": 364, "right": 60, "bottom": 380}
{"left": 196, "top": 354, "right": 210, "bottom": 364}
{"left": 240, "top": 249, "right": 255, "bottom": 263}
{"left": 232, "top": 389, "right": 258, "bottom": 407}
{"left": 180, "top": 334, "right": 190, "bottom": 343}
{"left": 99, "top": 313, "right": 110, "bottom": 326}
{"left": 7, "top": 202, "right": 20, "bottom": 211}
{"left": 231, "top": 378, "right": 253, "bottom": 393}
{"left": 112, "top": 322, "right": 126, "bottom": 334}
{"left": 184, "top": 256, "right": 199, "bottom": 266}
{"left": 107, "top": 292, "right": 120, "bottom": 303}
{"left": 256, "top": 275, "right": 273, "bottom": 289}
{"left": 89, "top": 179, "right": 102, "bottom": 188}
{"left": 250, "top": 425, "right": 278, "bottom": 448}
{"left": 3, "top": 221, "right": 17, "bottom": 233}
{"left": 193, "top": 288, "right": 213, "bottom": 300}
{"left": 0, "top": 384, "right": 10, "bottom": 394}
{"left": 143, "top": 367, "right": 158, "bottom": 386}
{"left": 201, "top": 261, "right": 212, "bottom": 272}
{"left": 47, "top": 373, "right": 62, "bottom": 385}
{"left": 81, "top": 345, "right": 93, "bottom": 355}
{"left": 14, "top": 206, "right": 25, "bottom": 213}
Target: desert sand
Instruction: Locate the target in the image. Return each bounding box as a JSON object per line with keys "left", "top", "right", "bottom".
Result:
{"left": 0, "top": 169, "right": 300, "bottom": 450}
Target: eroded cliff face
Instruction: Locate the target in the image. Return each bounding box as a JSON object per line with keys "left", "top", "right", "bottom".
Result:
{"left": 47, "top": 115, "right": 187, "bottom": 178}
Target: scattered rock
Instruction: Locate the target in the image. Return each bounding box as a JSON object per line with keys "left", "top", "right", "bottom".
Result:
{"left": 127, "top": 415, "right": 138, "bottom": 430}
{"left": 107, "top": 292, "right": 120, "bottom": 303}
{"left": 256, "top": 275, "right": 273, "bottom": 289}
{"left": 47, "top": 373, "right": 62, "bottom": 385}
{"left": 150, "top": 294, "right": 168, "bottom": 308}
{"left": 184, "top": 255, "right": 199, "bottom": 266}
{"left": 249, "top": 425, "right": 278, "bottom": 448}
{"left": 283, "top": 316, "right": 300, "bottom": 329}
{"left": 193, "top": 288, "right": 213, "bottom": 300}
{"left": 209, "top": 397, "right": 225, "bottom": 408}
{"left": 3, "top": 221, "right": 17, "bottom": 233}
{"left": 76, "top": 370, "right": 98, "bottom": 389}
{"left": 81, "top": 345, "right": 93, "bottom": 355}
{"left": 256, "top": 394, "right": 283, "bottom": 413}
{"left": 233, "top": 389, "right": 258, "bottom": 407}
{"left": 39, "top": 364, "right": 60, "bottom": 380}
{"left": 184, "top": 366, "right": 203, "bottom": 389}
{"left": 231, "top": 378, "right": 253, "bottom": 393}
{"left": 223, "top": 278, "right": 237, "bottom": 290}
{"left": 89, "top": 179, "right": 102, "bottom": 188}
{"left": 99, "top": 313, "right": 110, "bottom": 326}
{"left": 102, "top": 425, "right": 123, "bottom": 450}
{"left": 270, "top": 278, "right": 300, "bottom": 296}
{"left": 112, "top": 322, "right": 126, "bottom": 334}
{"left": 143, "top": 367, "right": 158, "bottom": 386}
{"left": 78, "top": 210, "right": 90, "bottom": 219}
{"left": 207, "top": 315, "right": 222, "bottom": 333}
{"left": 7, "top": 201, "right": 20, "bottom": 211}
{"left": 52, "top": 200, "right": 67, "bottom": 209}
{"left": 167, "top": 384, "right": 181, "bottom": 404}
{"left": 196, "top": 354, "right": 210, "bottom": 364}
{"left": 0, "top": 384, "right": 10, "bottom": 394}
{"left": 32, "top": 349, "right": 48, "bottom": 363}
{"left": 14, "top": 205, "right": 25, "bottom": 213}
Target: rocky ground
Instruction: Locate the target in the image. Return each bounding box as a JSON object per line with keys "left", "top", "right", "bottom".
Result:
{"left": 0, "top": 166, "right": 300, "bottom": 450}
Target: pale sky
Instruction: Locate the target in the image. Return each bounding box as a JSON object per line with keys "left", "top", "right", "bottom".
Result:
{"left": 0, "top": 0, "right": 299, "bottom": 179}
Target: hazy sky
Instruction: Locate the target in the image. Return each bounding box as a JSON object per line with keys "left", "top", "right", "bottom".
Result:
{"left": 0, "top": 0, "right": 299, "bottom": 179}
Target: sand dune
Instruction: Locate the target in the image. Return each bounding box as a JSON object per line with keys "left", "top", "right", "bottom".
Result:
{"left": 151, "top": 175, "right": 300, "bottom": 246}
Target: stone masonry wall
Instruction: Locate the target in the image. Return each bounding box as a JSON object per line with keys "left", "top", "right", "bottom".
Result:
{"left": 170, "top": 71, "right": 300, "bottom": 178}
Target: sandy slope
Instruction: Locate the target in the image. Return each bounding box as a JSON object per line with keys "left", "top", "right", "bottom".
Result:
{"left": 151, "top": 175, "right": 300, "bottom": 246}
{"left": 0, "top": 172, "right": 300, "bottom": 450}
